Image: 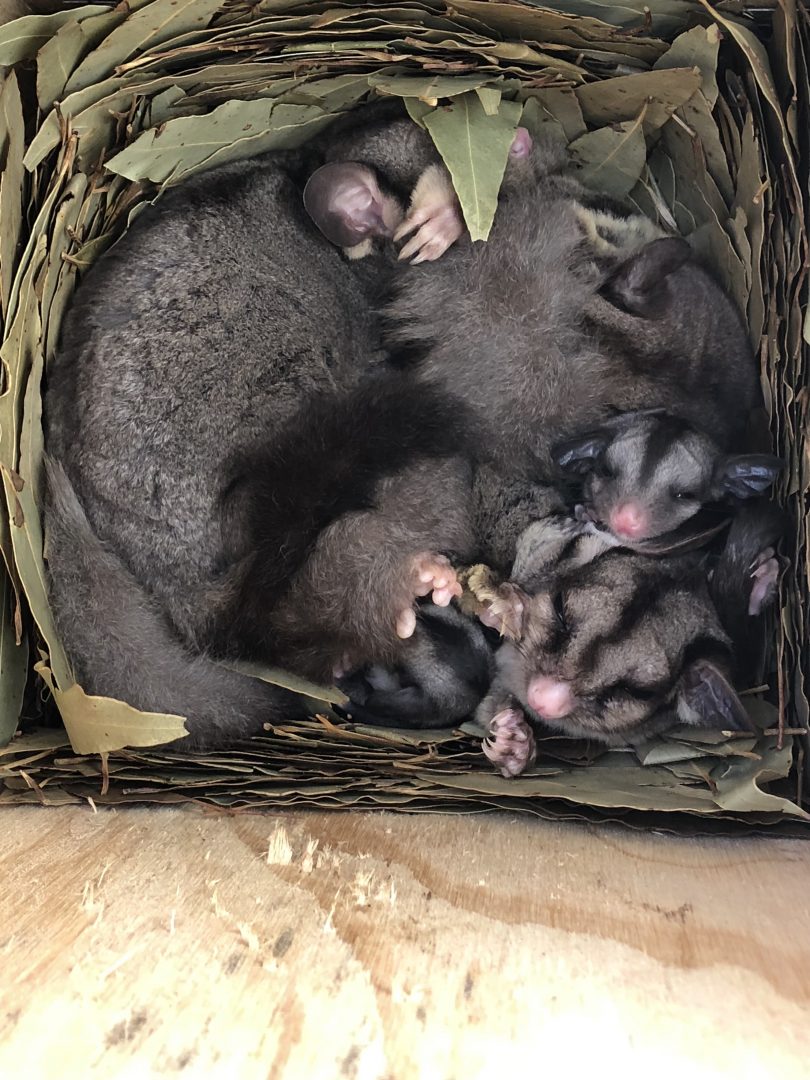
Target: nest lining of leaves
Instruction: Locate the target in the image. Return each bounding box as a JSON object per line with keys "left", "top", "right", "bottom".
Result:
{"left": 0, "top": 0, "right": 807, "bottom": 830}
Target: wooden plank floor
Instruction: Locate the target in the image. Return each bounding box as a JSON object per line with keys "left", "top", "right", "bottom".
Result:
{"left": 1, "top": 806, "right": 808, "bottom": 1078}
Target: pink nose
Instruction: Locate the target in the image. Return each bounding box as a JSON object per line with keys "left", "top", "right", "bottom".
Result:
{"left": 609, "top": 502, "right": 648, "bottom": 539}
{"left": 526, "top": 676, "right": 577, "bottom": 720}
{"left": 509, "top": 127, "right": 533, "bottom": 159}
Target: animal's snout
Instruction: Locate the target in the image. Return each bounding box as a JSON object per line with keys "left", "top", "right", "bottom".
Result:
{"left": 609, "top": 501, "right": 649, "bottom": 539}
{"left": 526, "top": 675, "right": 578, "bottom": 720}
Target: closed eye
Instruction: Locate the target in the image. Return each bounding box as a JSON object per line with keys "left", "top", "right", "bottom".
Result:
{"left": 552, "top": 592, "right": 570, "bottom": 632}
{"left": 592, "top": 680, "right": 665, "bottom": 707}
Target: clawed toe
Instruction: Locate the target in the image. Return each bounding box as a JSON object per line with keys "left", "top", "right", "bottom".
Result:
{"left": 482, "top": 707, "right": 537, "bottom": 778}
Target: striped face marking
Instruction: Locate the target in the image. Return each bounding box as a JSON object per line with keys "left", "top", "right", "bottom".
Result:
{"left": 495, "top": 521, "right": 735, "bottom": 743}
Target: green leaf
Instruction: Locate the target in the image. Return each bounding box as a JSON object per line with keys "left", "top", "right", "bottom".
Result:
{"left": 576, "top": 67, "right": 702, "bottom": 135}
{"left": 105, "top": 97, "right": 336, "bottom": 184}
{"left": 521, "top": 87, "right": 586, "bottom": 143}
{"left": 653, "top": 23, "right": 720, "bottom": 107}
{"left": 568, "top": 110, "right": 647, "bottom": 198}
{"left": 423, "top": 92, "right": 523, "bottom": 241}
{"left": 0, "top": 70, "right": 24, "bottom": 321}
{"left": 368, "top": 72, "right": 495, "bottom": 100}
{"left": 64, "top": 0, "right": 224, "bottom": 95}
{"left": 0, "top": 5, "right": 105, "bottom": 66}
{"left": 35, "top": 661, "right": 190, "bottom": 754}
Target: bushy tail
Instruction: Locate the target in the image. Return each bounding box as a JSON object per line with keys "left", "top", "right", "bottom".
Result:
{"left": 44, "top": 459, "right": 304, "bottom": 748}
{"left": 240, "top": 372, "right": 474, "bottom": 596}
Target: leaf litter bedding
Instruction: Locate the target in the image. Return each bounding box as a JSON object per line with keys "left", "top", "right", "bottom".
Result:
{"left": 0, "top": 0, "right": 807, "bottom": 831}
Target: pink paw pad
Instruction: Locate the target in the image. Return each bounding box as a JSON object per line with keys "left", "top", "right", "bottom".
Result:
{"left": 482, "top": 707, "right": 537, "bottom": 778}
{"left": 395, "top": 554, "right": 461, "bottom": 639}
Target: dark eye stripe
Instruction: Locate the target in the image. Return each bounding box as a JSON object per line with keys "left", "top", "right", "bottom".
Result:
{"left": 592, "top": 678, "right": 670, "bottom": 709}
{"left": 575, "top": 572, "right": 682, "bottom": 674}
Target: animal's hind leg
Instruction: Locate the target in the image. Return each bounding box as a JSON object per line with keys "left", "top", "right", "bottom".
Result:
{"left": 269, "top": 459, "right": 475, "bottom": 680}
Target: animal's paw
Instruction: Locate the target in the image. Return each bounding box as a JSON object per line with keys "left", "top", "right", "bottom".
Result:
{"left": 749, "top": 547, "right": 781, "bottom": 616}
{"left": 395, "top": 554, "right": 461, "bottom": 639}
{"left": 482, "top": 707, "right": 537, "bottom": 778}
{"left": 394, "top": 164, "right": 463, "bottom": 263}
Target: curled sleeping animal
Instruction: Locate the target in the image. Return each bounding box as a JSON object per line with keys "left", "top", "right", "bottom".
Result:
{"left": 304, "top": 111, "right": 784, "bottom": 746}
{"left": 305, "top": 123, "right": 780, "bottom": 556}
{"left": 44, "top": 102, "right": 783, "bottom": 752}
{"left": 471, "top": 502, "right": 784, "bottom": 777}
{"left": 43, "top": 121, "right": 492, "bottom": 749}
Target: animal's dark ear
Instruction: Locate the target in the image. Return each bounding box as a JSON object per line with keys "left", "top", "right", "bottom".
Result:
{"left": 303, "top": 163, "right": 390, "bottom": 249}
{"left": 553, "top": 432, "right": 609, "bottom": 475}
{"left": 713, "top": 454, "right": 783, "bottom": 499}
{"left": 601, "top": 236, "right": 693, "bottom": 317}
{"left": 677, "top": 659, "right": 754, "bottom": 732}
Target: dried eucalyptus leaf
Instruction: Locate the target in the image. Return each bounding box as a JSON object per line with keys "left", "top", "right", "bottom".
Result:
{"left": 699, "top": 0, "right": 799, "bottom": 195}
{"left": 711, "top": 737, "right": 810, "bottom": 818}
{"left": 368, "top": 72, "right": 494, "bottom": 99}
{"left": 677, "top": 89, "right": 734, "bottom": 208}
{"left": 653, "top": 23, "right": 720, "bottom": 106}
{"left": 403, "top": 96, "right": 432, "bottom": 127}
{"left": 223, "top": 658, "right": 347, "bottom": 707}
{"left": 5, "top": 333, "right": 73, "bottom": 687}
{"left": 0, "top": 4, "right": 105, "bottom": 66}
{"left": 421, "top": 761, "right": 719, "bottom": 813}
{"left": 423, "top": 92, "right": 522, "bottom": 241}
{"left": 521, "top": 86, "right": 586, "bottom": 142}
{"left": 520, "top": 96, "right": 566, "bottom": 148}
{"left": 0, "top": 567, "right": 26, "bottom": 746}
{"left": 447, "top": 0, "right": 665, "bottom": 62}
{"left": 568, "top": 111, "right": 647, "bottom": 198}
{"left": 0, "top": 69, "right": 24, "bottom": 320}
{"left": 64, "top": 0, "right": 224, "bottom": 95}
{"left": 576, "top": 67, "right": 702, "bottom": 134}
{"left": 35, "top": 661, "right": 190, "bottom": 754}
{"left": 35, "top": 19, "right": 86, "bottom": 112}
{"left": 35, "top": 3, "right": 139, "bottom": 112}
{"left": 475, "top": 85, "right": 501, "bottom": 115}
{"left": 105, "top": 97, "right": 333, "bottom": 184}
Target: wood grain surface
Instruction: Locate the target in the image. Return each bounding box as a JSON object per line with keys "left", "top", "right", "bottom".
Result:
{"left": 1, "top": 806, "right": 808, "bottom": 1078}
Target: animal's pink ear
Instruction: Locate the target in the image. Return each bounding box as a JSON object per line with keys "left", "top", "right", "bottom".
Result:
{"left": 477, "top": 582, "right": 528, "bottom": 641}
{"left": 303, "top": 163, "right": 390, "bottom": 248}
{"left": 509, "top": 127, "right": 533, "bottom": 159}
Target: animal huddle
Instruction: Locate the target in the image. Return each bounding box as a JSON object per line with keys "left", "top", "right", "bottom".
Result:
{"left": 42, "top": 103, "right": 784, "bottom": 776}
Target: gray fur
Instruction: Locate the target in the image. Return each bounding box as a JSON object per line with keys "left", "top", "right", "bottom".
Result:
{"left": 380, "top": 136, "right": 760, "bottom": 565}
{"left": 44, "top": 460, "right": 302, "bottom": 747}
{"left": 337, "top": 602, "right": 495, "bottom": 729}
{"left": 43, "top": 129, "right": 477, "bottom": 745}
{"left": 475, "top": 516, "right": 749, "bottom": 748}
{"left": 554, "top": 410, "right": 781, "bottom": 544}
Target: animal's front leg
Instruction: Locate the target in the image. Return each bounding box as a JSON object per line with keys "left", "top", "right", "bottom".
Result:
{"left": 394, "top": 164, "right": 465, "bottom": 263}
{"left": 477, "top": 687, "right": 537, "bottom": 778}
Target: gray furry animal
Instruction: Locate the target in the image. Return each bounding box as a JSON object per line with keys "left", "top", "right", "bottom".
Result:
{"left": 553, "top": 409, "right": 781, "bottom": 545}
{"left": 336, "top": 602, "right": 495, "bottom": 729}
{"left": 43, "top": 132, "right": 479, "bottom": 747}
{"left": 472, "top": 506, "right": 782, "bottom": 777}
{"left": 302, "top": 116, "right": 780, "bottom": 741}
{"left": 382, "top": 145, "right": 762, "bottom": 483}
